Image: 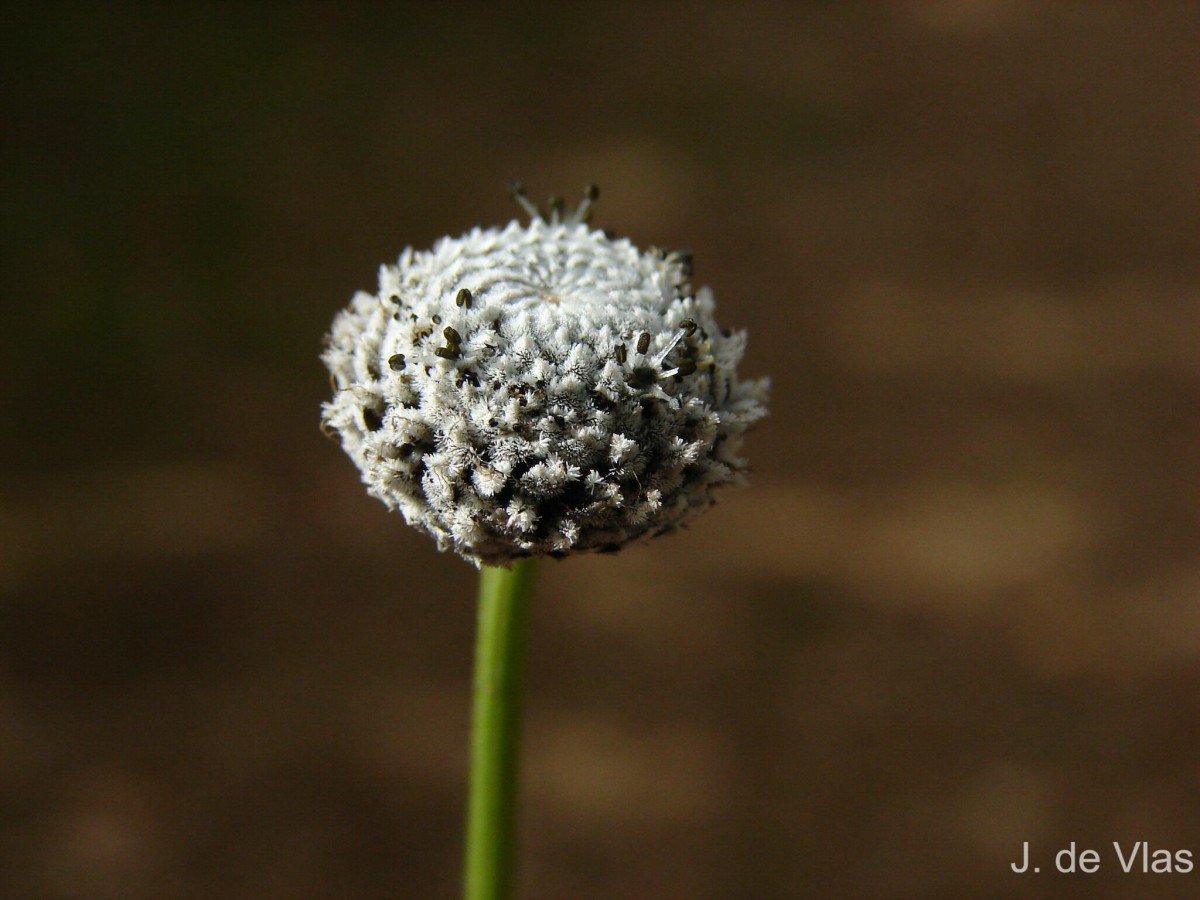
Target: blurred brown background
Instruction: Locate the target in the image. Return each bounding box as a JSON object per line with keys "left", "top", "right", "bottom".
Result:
{"left": 3, "top": 3, "right": 1198, "bottom": 898}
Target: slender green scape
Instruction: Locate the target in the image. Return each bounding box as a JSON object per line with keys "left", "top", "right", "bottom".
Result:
{"left": 465, "top": 559, "right": 539, "bottom": 900}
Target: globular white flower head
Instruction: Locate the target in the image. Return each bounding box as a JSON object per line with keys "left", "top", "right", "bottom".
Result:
{"left": 322, "top": 184, "right": 769, "bottom": 566}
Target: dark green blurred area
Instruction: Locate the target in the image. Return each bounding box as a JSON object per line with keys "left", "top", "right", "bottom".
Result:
{"left": 3, "top": 3, "right": 1198, "bottom": 898}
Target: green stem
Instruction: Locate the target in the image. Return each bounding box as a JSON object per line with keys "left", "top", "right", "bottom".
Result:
{"left": 465, "top": 558, "right": 538, "bottom": 900}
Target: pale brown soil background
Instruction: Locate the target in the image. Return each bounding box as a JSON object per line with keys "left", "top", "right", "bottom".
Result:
{"left": 2, "top": 3, "right": 1198, "bottom": 898}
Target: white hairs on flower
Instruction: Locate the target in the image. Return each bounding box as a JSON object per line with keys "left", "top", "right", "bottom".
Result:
{"left": 322, "top": 184, "right": 769, "bottom": 566}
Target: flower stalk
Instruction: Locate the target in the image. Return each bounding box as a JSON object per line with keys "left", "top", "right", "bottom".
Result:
{"left": 465, "top": 558, "right": 538, "bottom": 900}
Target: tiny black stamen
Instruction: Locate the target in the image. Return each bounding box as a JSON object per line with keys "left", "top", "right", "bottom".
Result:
{"left": 456, "top": 288, "right": 473, "bottom": 308}
{"left": 680, "top": 318, "right": 697, "bottom": 335}
{"left": 435, "top": 346, "right": 460, "bottom": 360}
{"left": 388, "top": 353, "right": 406, "bottom": 371}
{"left": 614, "top": 343, "right": 627, "bottom": 364}
{"left": 630, "top": 366, "right": 657, "bottom": 388}
{"left": 576, "top": 183, "right": 600, "bottom": 224}
{"left": 637, "top": 332, "right": 651, "bottom": 355}
{"left": 671, "top": 248, "right": 694, "bottom": 278}
{"left": 443, "top": 326, "right": 462, "bottom": 347}
{"left": 362, "top": 407, "right": 384, "bottom": 431}
{"left": 676, "top": 359, "right": 697, "bottom": 377}
{"left": 508, "top": 181, "right": 541, "bottom": 219}
{"left": 432, "top": 314, "right": 442, "bottom": 324}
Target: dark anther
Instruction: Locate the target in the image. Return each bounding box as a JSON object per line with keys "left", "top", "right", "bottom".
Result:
{"left": 676, "top": 359, "right": 697, "bottom": 377}
{"left": 508, "top": 180, "right": 541, "bottom": 220}
{"left": 630, "top": 366, "right": 657, "bottom": 388}
{"left": 680, "top": 318, "right": 697, "bottom": 335}
{"left": 432, "top": 314, "right": 442, "bottom": 324}
{"left": 362, "top": 407, "right": 384, "bottom": 431}
{"left": 398, "top": 443, "right": 414, "bottom": 458}
{"left": 390, "top": 294, "right": 401, "bottom": 304}
{"left": 388, "top": 353, "right": 406, "bottom": 371}
{"left": 546, "top": 194, "right": 564, "bottom": 219}
{"left": 671, "top": 248, "right": 694, "bottom": 278}
{"left": 443, "top": 326, "right": 462, "bottom": 347}
{"left": 576, "top": 183, "right": 600, "bottom": 224}
{"left": 614, "top": 343, "right": 627, "bottom": 364}
{"left": 637, "top": 332, "right": 651, "bottom": 355}
{"left": 456, "top": 288, "right": 473, "bottom": 308}
{"left": 435, "top": 346, "right": 459, "bottom": 360}
{"left": 553, "top": 414, "right": 566, "bottom": 426}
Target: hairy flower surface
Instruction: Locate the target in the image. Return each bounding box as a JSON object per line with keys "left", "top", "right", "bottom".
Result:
{"left": 322, "top": 186, "right": 768, "bottom": 566}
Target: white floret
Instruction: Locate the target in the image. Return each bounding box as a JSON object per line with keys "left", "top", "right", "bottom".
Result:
{"left": 321, "top": 199, "right": 768, "bottom": 566}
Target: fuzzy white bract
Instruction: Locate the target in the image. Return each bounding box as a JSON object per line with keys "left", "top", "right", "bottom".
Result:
{"left": 321, "top": 187, "right": 768, "bottom": 566}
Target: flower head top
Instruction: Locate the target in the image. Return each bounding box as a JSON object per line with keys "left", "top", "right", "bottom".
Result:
{"left": 321, "top": 184, "right": 769, "bottom": 566}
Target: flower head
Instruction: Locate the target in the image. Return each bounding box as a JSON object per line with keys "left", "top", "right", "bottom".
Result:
{"left": 321, "top": 184, "right": 769, "bottom": 566}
